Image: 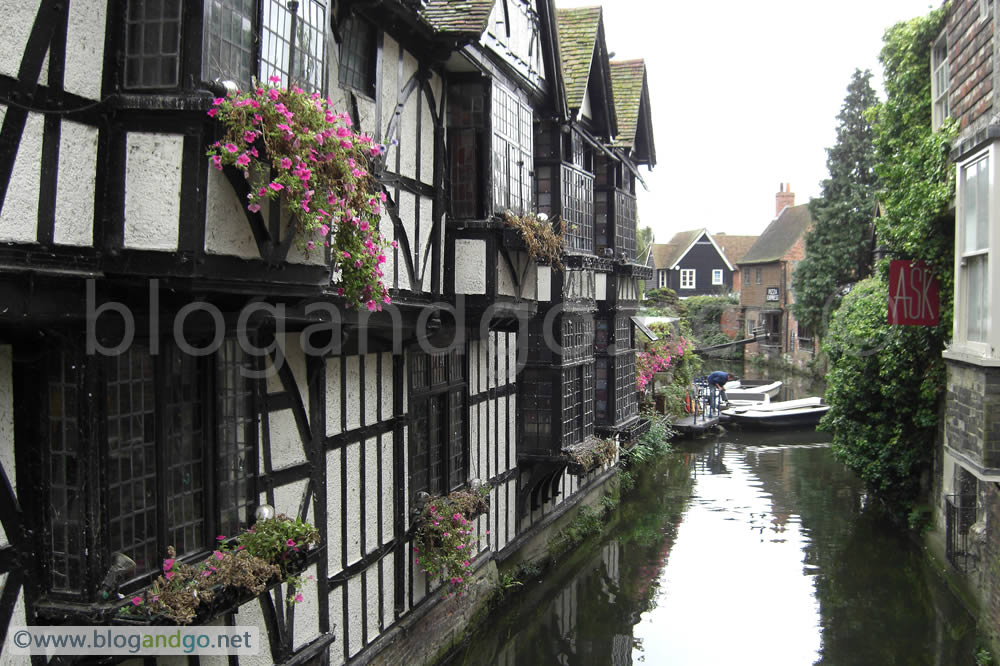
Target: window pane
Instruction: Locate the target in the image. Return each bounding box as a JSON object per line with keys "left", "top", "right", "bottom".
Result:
{"left": 203, "top": 0, "right": 254, "bottom": 88}
{"left": 107, "top": 345, "right": 159, "bottom": 578}
{"left": 164, "top": 347, "right": 206, "bottom": 557}
{"left": 124, "top": 0, "right": 182, "bottom": 89}
{"left": 338, "top": 14, "right": 375, "bottom": 96}
{"left": 964, "top": 157, "right": 989, "bottom": 253}
{"left": 217, "top": 340, "right": 253, "bottom": 536}
{"left": 967, "top": 254, "right": 989, "bottom": 342}
{"left": 47, "top": 350, "right": 85, "bottom": 593}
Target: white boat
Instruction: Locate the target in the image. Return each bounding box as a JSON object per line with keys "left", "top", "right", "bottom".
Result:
{"left": 723, "top": 379, "right": 783, "bottom": 402}
{"left": 722, "top": 397, "right": 829, "bottom": 428}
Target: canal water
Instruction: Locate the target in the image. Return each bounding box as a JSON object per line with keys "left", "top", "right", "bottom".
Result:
{"left": 443, "top": 379, "right": 979, "bottom": 664}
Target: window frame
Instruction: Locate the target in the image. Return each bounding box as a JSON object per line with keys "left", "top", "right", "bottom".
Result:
{"left": 123, "top": 0, "right": 184, "bottom": 91}
{"left": 407, "top": 347, "right": 468, "bottom": 503}
{"left": 680, "top": 268, "right": 696, "bottom": 290}
{"left": 931, "top": 29, "right": 950, "bottom": 131}
{"left": 657, "top": 270, "right": 668, "bottom": 288}
{"left": 954, "top": 147, "right": 993, "bottom": 354}
{"left": 712, "top": 269, "right": 724, "bottom": 286}
{"left": 30, "top": 337, "right": 257, "bottom": 601}
{"left": 337, "top": 13, "right": 377, "bottom": 98}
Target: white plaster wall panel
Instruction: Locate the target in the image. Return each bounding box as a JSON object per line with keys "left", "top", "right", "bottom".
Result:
{"left": 271, "top": 479, "right": 309, "bottom": 523}
{"left": 506, "top": 480, "right": 516, "bottom": 547}
{"left": 0, "top": 347, "right": 13, "bottom": 549}
{"left": 381, "top": 555, "right": 394, "bottom": 630}
{"left": 293, "top": 563, "right": 321, "bottom": 650}
{"left": 346, "top": 356, "right": 361, "bottom": 431}
{"left": 467, "top": 340, "right": 478, "bottom": 395}
{"left": 495, "top": 482, "right": 505, "bottom": 551}
{"left": 537, "top": 265, "right": 552, "bottom": 301}
{"left": 402, "top": 354, "right": 409, "bottom": 414}
{"left": 355, "top": 97, "right": 377, "bottom": 136}
{"left": 268, "top": 409, "right": 307, "bottom": 469}
{"left": 479, "top": 337, "right": 488, "bottom": 393}
{"left": 497, "top": 395, "right": 507, "bottom": 471}
{"left": 365, "top": 437, "right": 378, "bottom": 554}
{"left": 419, "top": 92, "right": 435, "bottom": 185}
{"left": 412, "top": 553, "right": 427, "bottom": 604}
{"left": 282, "top": 207, "right": 327, "bottom": 266}
{"left": 53, "top": 120, "right": 97, "bottom": 246}
{"left": 204, "top": 168, "right": 259, "bottom": 258}
{"left": 232, "top": 595, "right": 272, "bottom": 666}
{"left": 398, "top": 190, "right": 416, "bottom": 286}
{"left": 479, "top": 402, "right": 488, "bottom": 480}
{"left": 328, "top": 586, "right": 346, "bottom": 666}
{"left": 468, "top": 406, "right": 479, "bottom": 482}
{"left": 0, "top": 581, "right": 24, "bottom": 663}
{"left": 346, "top": 441, "right": 362, "bottom": 563}
{"left": 497, "top": 250, "right": 516, "bottom": 297}
{"left": 380, "top": 37, "right": 400, "bottom": 136}
{"left": 400, "top": 50, "right": 420, "bottom": 179}
{"left": 0, "top": 2, "right": 42, "bottom": 83}
{"left": 326, "top": 357, "right": 342, "bottom": 436}
{"left": 402, "top": 428, "right": 410, "bottom": 529}
{"left": 520, "top": 260, "right": 537, "bottom": 300}
{"left": 380, "top": 435, "right": 393, "bottom": 543}
{"left": 0, "top": 108, "right": 41, "bottom": 243}
{"left": 281, "top": 334, "right": 310, "bottom": 415}
{"left": 327, "top": 448, "right": 343, "bottom": 575}
{"left": 489, "top": 333, "right": 498, "bottom": 389}
{"left": 123, "top": 132, "right": 182, "bottom": 250}
{"left": 508, "top": 332, "right": 517, "bottom": 384}
{"left": 365, "top": 353, "right": 378, "bottom": 426}
{"left": 595, "top": 272, "right": 607, "bottom": 300}
{"left": 347, "top": 575, "right": 363, "bottom": 657}
{"left": 365, "top": 565, "right": 379, "bottom": 642}
{"left": 64, "top": 0, "right": 105, "bottom": 99}
{"left": 380, "top": 352, "right": 392, "bottom": 421}
{"left": 419, "top": 199, "right": 435, "bottom": 293}
{"left": 508, "top": 394, "right": 517, "bottom": 471}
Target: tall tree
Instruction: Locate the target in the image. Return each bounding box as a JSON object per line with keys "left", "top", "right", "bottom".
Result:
{"left": 792, "top": 69, "right": 879, "bottom": 336}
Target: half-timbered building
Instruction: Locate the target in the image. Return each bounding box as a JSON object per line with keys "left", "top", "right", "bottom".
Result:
{"left": 0, "top": 0, "right": 655, "bottom": 663}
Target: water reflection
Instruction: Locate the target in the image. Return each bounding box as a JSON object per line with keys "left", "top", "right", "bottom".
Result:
{"left": 444, "top": 428, "right": 977, "bottom": 666}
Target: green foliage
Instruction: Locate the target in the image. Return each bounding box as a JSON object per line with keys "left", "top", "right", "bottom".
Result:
{"left": 547, "top": 505, "right": 604, "bottom": 559}
{"left": 820, "top": 8, "right": 955, "bottom": 516}
{"left": 414, "top": 488, "right": 489, "bottom": 597}
{"left": 644, "top": 287, "right": 682, "bottom": 310}
{"left": 822, "top": 278, "right": 944, "bottom": 508}
{"left": 793, "top": 69, "right": 879, "bottom": 335}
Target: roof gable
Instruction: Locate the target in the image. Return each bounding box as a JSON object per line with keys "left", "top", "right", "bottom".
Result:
{"left": 650, "top": 229, "right": 735, "bottom": 272}
{"left": 738, "top": 204, "right": 813, "bottom": 265}
{"left": 555, "top": 6, "right": 616, "bottom": 137}
{"left": 713, "top": 234, "right": 760, "bottom": 266}
{"left": 609, "top": 59, "right": 655, "bottom": 166}
{"left": 421, "top": 0, "right": 497, "bottom": 35}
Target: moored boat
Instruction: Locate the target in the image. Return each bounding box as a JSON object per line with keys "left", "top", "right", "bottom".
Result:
{"left": 723, "top": 379, "right": 783, "bottom": 402}
{"left": 721, "top": 397, "right": 828, "bottom": 428}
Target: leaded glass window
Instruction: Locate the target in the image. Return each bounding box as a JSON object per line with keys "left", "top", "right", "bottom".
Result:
{"left": 203, "top": 0, "right": 255, "bottom": 87}
{"left": 261, "top": 0, "right": 328, "bottom": 93}
{"left": 124, "top": 0, "right": 183, "bottom": 89}
{"left": 338, "top": 14, "right": 376, "bottom": 96}
{"left": 408, "top": 348, "right": 467, "bottom": 501}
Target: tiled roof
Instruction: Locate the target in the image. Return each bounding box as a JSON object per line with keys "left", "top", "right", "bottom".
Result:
{"left": 420, "top": 0, "right": 496, "bottom": 35}
{"left": 714, "top": 234, "right": 759, "bottom": 266}
{"left": 738, "top": 204, "right": 813, "bottom": 264}
{"left": 555, "top": 6, "right": 602, "bottom": 110}
{"left": 650, "top": 243, "right": 677, "bottom": 272}
{"left": 609, "top": 60, "right": 644, "bottom": 147}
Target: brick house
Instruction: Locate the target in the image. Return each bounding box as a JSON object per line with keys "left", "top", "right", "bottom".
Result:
{"left": 933, "top": 0, "right": 1000, "bottom": 645}
{"left": 738, "top": 185, "right": 816, "bottom": 361}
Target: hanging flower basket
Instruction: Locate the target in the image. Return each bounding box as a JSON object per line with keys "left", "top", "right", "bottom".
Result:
{"left": 413, "top": 487, "right": 490, "bottom": 598}
{"left": 206, "top": 78, "right": 395, "bottom": 311}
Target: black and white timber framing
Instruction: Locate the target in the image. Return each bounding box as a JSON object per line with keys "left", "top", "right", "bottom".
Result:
{"left": 0, "top": 0, "right": 655, "bottom": 663}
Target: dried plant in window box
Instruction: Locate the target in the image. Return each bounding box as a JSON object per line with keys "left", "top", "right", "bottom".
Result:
{"left": 564, "top": 438, "right": 618, "bottom": 476}
{"left": 502, "top": 210, "right": 565, "bottom": 270}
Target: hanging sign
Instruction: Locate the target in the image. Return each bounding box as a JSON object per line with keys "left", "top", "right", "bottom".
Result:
{"left": 888, "top": 260, "right": 939, "bottom": 326}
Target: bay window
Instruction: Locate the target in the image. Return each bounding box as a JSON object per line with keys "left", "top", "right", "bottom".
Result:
{"left": 492, "top": 82, "right": 533, "bottom": 216}
{"left": 34, "top": 339, "right": 254, "bottom": 599}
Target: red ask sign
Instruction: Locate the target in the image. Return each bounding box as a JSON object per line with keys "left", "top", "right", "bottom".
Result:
{"left": 888, "top": 260, "right": 939, "bottom": 326}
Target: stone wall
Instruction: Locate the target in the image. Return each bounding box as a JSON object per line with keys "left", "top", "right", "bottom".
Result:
{"left": 945, "top": 361, "right": 1000, "bottom": 469}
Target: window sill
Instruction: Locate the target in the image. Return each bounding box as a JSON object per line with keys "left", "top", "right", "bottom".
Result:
{"left": 942, "top": 347, "right": 1000, "bottom": 367}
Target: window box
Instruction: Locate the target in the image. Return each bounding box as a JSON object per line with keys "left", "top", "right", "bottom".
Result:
{"left": 563, "top": 437, "right": 617, "bottom": 476}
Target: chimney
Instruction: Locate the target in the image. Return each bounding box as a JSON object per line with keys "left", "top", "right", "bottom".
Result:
{"left": 776, "top": 183, "right": 795, "bottom": 217}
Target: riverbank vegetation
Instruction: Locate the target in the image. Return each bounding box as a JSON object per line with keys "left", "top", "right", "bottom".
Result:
{"left": 815, "top": 7, "right": 955, "bottom": 516}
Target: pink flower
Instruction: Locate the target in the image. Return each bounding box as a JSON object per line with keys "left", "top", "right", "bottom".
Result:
{"left": 366, "top": 300, "right": 377, "bottom": 312}
{"left": 236, "top": 153, "right": 250, "bottom": 167}
{"left": 286, "top": 539, "right": 296, "bottom": 547}
{"left": 294, "top": 593, "right": 304, "bottom": 603}
{"left": 457, "top": 544, "right": 464, "bottom": 550}
{"left": 214, "top": 550, "right": 224, "bottom": 561}
{"left": 268, "top": 88, "right": 280, "bottom": 101}
{"left": 163, "top": 558, "right": 175, "bottom": 571}
{"left": 443, "top": 532, "right": 451, "bottom": 538}
{"left": 165, "top": 571, "right": 176, "bottom": 580}
{"left": 212, "top": 97, "right": 225, "bottom": 106}
{"left": 279, "top": 157, "right": 293, "bottom": 169}
{"left": 268, "top": 75, "right": 281, "bottom": 83}
{"left": 207, "top": 108, "right": 217, "bottom": 118}
{"left": 342, "top": 251, "right": 351, "bottom": 259}
{"left": 320, "top": 224, "right": 329, "bottom": 236}
{"left": 211, "top": 155, "right": 222, "bottom": 170}
{"left": 243, "top": 130, "right": 257, "bottom": 143}
{"left": 202, "top": 570, "right": 212, "bottom": 577}
{"left": 453, "top": 513, "right": 462, "bottom": 521}
{"left": 269, "top": 182, "right": 284, "bottom": 191}
{"left": 224, "top": 143, "right": 238, "bottom": 153}
{"left": 131, "top": 596, "right": 143, "bottom": 606}
{"left": 248, "top": 203, "right": 261, "bottom": 213}
{"left": 217, "top": 535, "right": 227, "bottom": 541}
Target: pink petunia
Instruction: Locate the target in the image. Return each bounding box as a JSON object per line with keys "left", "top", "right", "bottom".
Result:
{"left": 268, "top": 75, "right": 282, "bottom": 83}
{"left": 248, "top": 203, "right": 261, "bottom": 213}
{"left": 294, "top": 593, "right": 304, "bottom": 603}
{"left": 131, "top": 596, "right": 143, "bottom": 606}
{"left": 207, "top": 108, "right": 217, "bottom": 118}
{"left": 235, "top": 153, "right": 250, "bottom": 167}
{"left": 279, "top": 157, "right": 293, "bottom": 169}
{"left": 163, "top": 558, "right": 175, "bottom": 571}
{"left": 165, "top": 571, "right": 176, "bottom": 580}
{"left": 269, "top": 182, "right": 284, "bottom": 191}
{"left": 211, "top": 155, "right": 222, "bottom": 170}
{"left": 224, "top": 143, "right": 238, "bottom": 153}
{"left": 286, "top": 539, "right": 296, "bottom": 547}
{"left": 214, "top": 550, "right": 224, "bottom": 561}
{"left": 217, "top": 535, "right": 226, "bottom": 541}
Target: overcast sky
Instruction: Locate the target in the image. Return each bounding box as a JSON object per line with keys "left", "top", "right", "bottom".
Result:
{"left": 555, "top": 0, "right": 939, "bottom": 242}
